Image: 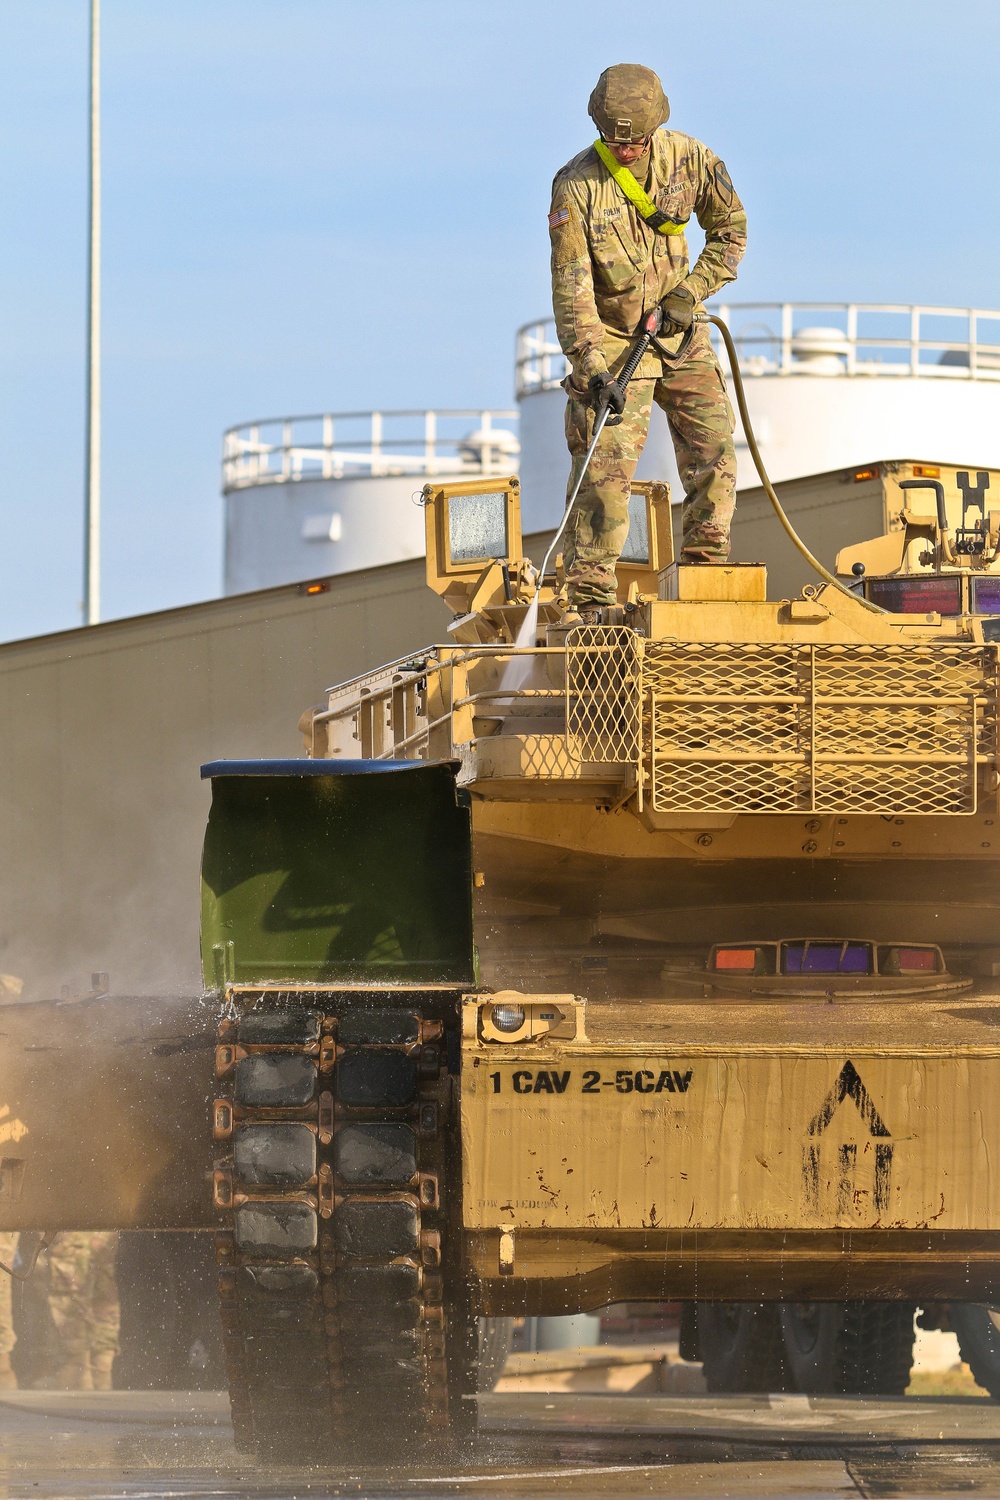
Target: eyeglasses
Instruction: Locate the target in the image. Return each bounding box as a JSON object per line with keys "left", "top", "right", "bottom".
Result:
{"left": 601, "top": 135, "right": 650, "bottom": 152}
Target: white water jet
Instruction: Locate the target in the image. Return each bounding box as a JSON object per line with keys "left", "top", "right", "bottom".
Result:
{"left": 495, "top": 412, "right": 608, "bottom": 710}
{"left": 494, "top": 592, "right": 541, "bottom": 709}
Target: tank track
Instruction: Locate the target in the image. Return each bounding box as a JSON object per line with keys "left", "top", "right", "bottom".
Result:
{"left": 212, "top": 987, "right": 469, "bottom": 1463}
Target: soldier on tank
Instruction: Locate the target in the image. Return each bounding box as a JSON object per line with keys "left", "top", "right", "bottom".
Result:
{"left": 549, "top": 63, "right": 747, "bottom": 617}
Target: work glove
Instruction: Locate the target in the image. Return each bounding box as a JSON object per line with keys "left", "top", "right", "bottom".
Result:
{"left": 588, "top": 371, "right": 626, "bottom": 427}
{"left": 659, "top": 284, "right": 696, "bottom": 334}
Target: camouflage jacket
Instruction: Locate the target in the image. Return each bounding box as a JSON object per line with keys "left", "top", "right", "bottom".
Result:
{"left": 549, "top": 130, "right": 747, "bottom": 384}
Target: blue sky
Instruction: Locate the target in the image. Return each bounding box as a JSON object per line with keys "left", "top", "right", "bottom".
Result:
{"left": 1, "top": 0, "right": 998, "bottom": 640}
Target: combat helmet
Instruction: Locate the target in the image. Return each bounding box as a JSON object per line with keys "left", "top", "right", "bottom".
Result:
{"left": 588, "top": 63, "right": 670, "bottom": 143}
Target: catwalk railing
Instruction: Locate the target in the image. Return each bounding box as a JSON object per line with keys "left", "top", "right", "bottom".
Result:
{"left": 223, "top": 409, "right": 519, "bottom": 492}
{"left": 309, "top": 630, "right": 999, "bottom": 817}
{"left": 515, "top": 304, "right": 1000, "bottom": 397}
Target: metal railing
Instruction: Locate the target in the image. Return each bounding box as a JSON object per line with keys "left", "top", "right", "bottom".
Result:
{"left": 222, "top": 409, "right": 520, "bottom": 493}
{"left": 311, "top": 631, "right": 998, "bottom": 818}
{"left": 314, "top": 646, "right": 570, "bottom": 766}
{"left": 515, "top": 303, "right": 1000, "bottom": 396}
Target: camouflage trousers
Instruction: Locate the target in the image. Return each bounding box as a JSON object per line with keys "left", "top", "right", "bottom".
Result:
{"left": 0, "top": 1234, "right": 16, "bottom": 1356}
{"left": 562, "top": 324, "right": 737, "bottom": 606}
{"left": 48, "top": 1232, "right": 120, "bottom": 1361}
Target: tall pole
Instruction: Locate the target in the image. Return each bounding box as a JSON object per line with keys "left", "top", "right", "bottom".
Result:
{"left": 83, "top": 0, "right": 101, "bottom": 625}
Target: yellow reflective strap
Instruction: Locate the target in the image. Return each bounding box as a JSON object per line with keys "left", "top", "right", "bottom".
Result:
{"left": 593, "top": 139, "right": 686, "bottom": 235}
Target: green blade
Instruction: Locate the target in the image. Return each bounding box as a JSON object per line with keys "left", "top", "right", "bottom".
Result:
{"left": 201, "top": 762, "right": 475, "bottom": 988}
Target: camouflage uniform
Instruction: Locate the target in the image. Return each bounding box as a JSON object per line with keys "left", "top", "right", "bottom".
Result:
{"left": 47, "top": 1232, "right": 119, "bottom": 1387}
{"left": 550, "top": 128, "right": 747, "bottom": 605}
{"left": 0, "top": 986, "right": 23, "bottom": 1384}
{"left": 0, "top": 1234, "right": 16, "bottom": 1366}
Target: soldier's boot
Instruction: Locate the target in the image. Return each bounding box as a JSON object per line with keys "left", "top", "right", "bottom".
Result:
{"left": 0, "top": 1353, "right": 16, "bottom": 1390}
{"left": 577, "top": 605, "right": 603, "bottom": 625}
{"left": 91, "top": 1351, "right": 114, "bottom": 1391}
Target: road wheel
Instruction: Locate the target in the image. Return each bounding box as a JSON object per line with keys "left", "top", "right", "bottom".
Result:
{"left": 697, "top": 1302, "right": 788, "bottom": 1392}
{"left": 780, "top": 1302, "right": 915, "bottom": 1394}
{"left": 950, "top": 1306, "right": 1000, "bottom": 1398}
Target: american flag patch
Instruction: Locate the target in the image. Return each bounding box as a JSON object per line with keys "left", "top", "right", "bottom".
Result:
{"left": 548, "top": 206, "right": 570, "bottom": 229}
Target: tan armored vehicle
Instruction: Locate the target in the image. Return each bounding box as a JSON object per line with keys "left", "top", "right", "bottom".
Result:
{"left": 5, "top": 456, "right": 1000, "bottom": 1455}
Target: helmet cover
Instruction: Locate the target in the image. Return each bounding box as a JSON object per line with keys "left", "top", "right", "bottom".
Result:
{"left": 588, "top": 63, "right": 670, "bottom": 143}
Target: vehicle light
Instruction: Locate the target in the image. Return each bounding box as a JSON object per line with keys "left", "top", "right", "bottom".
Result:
{"left": 974, "top": 578, "right": 1000, "bottom": 616}
{"left": 913, "top": 465, "right": 941, "bottom": 479}
{"left": 713, "top": 948, "right": 757, "bottom": 971}
{"left": 866, "top": 576, "right": 962, "bottom": 616}
{"left": 783, "top": 942, "right": 872, "bottom": 975}
{"left": 490, "top": 1002, "right": 526, "bottom": 1033}
{"left": 878, "top": 944, "right": 944, "bottom": 975}
{"left": 852, "top": 467, "right": 879, "bottom": 482}
{"left": 897, "top": 947, "right": 938, "bottom": 972}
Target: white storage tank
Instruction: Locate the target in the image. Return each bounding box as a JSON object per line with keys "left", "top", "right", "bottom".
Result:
{"left": 515, "top": 303, "right": 1000, "bottom": 532}
{"left": 223, "top": 409, "right": 519, "bottom": 593}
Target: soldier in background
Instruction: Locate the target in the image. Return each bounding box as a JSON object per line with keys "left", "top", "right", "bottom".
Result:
{"left": 0, "top": 977, "right": 122, "bottom": 1391}
{"left": 549, "top": 63, "right": 747, "bottom": 618}
{"left": 44, "top": 1232, "right": 120, "bottom": 1390}
{"left": 0, "top": 979, "right": 22, "bottom": 1385}
{"left": 12, "top": 977, "right": 121, "bottom": 1390}
{"left": 0, "top": 1235, "right": 18, "bottom": 1387}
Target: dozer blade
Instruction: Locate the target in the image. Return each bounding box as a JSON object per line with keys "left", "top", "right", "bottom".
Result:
{"left": 200, "top": 758, "right": 475, "bottom": 989}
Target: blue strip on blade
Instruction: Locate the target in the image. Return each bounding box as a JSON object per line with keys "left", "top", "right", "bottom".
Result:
{"left": 200, "top": 759, "right": 429, "bottom": 779}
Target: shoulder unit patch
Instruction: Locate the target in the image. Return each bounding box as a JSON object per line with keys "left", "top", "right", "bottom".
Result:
{"left": 712, "top": 160, "right": 735, "bottom": 206}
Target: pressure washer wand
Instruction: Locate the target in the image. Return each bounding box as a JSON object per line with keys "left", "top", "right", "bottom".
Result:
{"left": 530, "top": 308, "right": 883, "bottom": 619}
{"left": 537, "top": 309, "right": 664, "bottom": 592}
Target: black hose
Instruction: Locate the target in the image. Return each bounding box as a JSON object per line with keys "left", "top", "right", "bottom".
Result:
{"left": 697, "top": 312, "right": 885, "bottom": 614}
{"left": 0, "top": 1229, "right": 55, "bottom": 1282}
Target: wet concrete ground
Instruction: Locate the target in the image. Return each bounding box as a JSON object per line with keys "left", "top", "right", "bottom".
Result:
{"left": 0, "top": 1391, "right": 999, "bottom": 1499}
